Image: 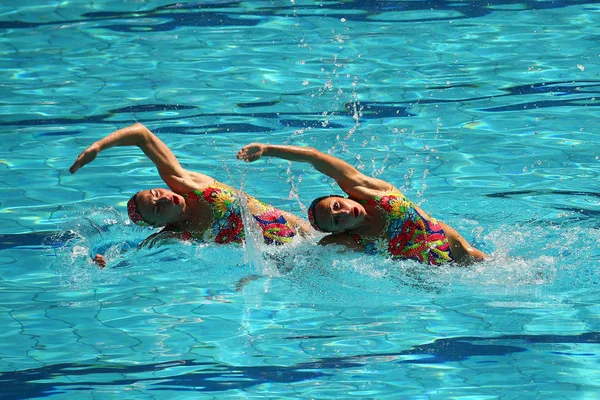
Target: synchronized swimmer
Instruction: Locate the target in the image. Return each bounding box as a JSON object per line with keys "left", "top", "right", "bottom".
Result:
{"left": 69, "top": 123, "right": 310, "bottom": 266}
{"left": 237, "top": 143, "right": 487, "bottom": 265}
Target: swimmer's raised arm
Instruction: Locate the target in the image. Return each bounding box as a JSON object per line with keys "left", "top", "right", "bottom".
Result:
{"left": 237, "top": 143, "right": 392, "bottom": 196}
{"left": 70, "top": 123, "right": 200, "bottom": 193}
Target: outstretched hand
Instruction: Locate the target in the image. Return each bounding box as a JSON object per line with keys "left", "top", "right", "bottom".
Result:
{"left": 70, "top": 143, "right": 100, "bottom": 174}
{"left": 237, "top": 143, "right": 266, "bottom": 162}
{"left": 93, "top": 254, "right": 106, "bottom": 268}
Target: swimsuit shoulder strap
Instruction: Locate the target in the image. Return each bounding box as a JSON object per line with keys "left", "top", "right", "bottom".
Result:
{"left": 358, "top": 192, "right": 405, "bottom": 208}
{"left": 183, "top": 188, "right": 204, "bottom": 199}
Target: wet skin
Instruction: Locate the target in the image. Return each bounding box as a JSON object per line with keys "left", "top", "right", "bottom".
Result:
{"left": 313, "top": 196, "right": 487, "bottom": 264}
{"left": 313, "top": 196, "right": 367, "bottom": 233}
{"left": 135, "top": 188, "right": 186, "bottom": 226}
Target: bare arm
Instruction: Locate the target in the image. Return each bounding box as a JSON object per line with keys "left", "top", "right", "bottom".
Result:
{"left": 237, "top": 143, "right": 392, "bottom": 197}
{"left": 70, "top": 123, "right": 198, "bottom": 193}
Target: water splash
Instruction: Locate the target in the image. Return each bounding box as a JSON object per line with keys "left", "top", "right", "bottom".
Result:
{"left": 47, "top": 206, "right": 150, "bottom": 289}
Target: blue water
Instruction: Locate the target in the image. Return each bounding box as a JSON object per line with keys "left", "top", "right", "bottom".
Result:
{"left": 1, "top": 0, "right": 600, "bottom": 398}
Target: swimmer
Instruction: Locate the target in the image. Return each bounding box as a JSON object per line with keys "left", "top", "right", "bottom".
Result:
{"left": 237, "top": 143, "right": 488, "bottom": 265}
{"left": 70, "top": 123, "right": 310, "bottom": 267}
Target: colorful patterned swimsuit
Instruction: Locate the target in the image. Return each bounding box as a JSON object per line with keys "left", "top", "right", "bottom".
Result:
{"left": 351, "top": 193, "right": 454, "bottom": 265}
{"left": 177, "top": 186, "right": 296, "bottom": 246}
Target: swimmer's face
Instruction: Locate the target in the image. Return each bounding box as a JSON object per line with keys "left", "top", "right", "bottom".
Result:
{"left": 313, "top": 197, "right": 366, "bottom": 233}
{"left": 135, "top": 188, "right": 185, "bottom": 226}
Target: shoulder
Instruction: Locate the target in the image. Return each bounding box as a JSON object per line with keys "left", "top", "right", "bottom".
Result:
{"left": 318, "top": 233, "right": 362, "bottom": 250}
{"left": 171, "top": 172, "right": 223, "bottom": 195}
{"left": 138, "top": 228, "right": 190, "bottom": 249}
{"left": 188, "top": 171, "right": 220, "bottom": 189}
{"left": 347, "top": 181, "right": 398, "bottom": 201}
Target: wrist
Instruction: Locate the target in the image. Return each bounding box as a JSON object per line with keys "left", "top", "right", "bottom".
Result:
{"left": 263, "top": 144, "right": 274, "bottom": 156}
{"left": 91, "top": 141, "right": 103, "bottom": 153}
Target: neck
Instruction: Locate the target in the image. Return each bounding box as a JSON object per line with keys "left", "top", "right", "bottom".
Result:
{"left": 351, "top": 205, "right": 386, "bottom": 236}
{"left": 165, "top": 205, "right": 194, "bottom": 229}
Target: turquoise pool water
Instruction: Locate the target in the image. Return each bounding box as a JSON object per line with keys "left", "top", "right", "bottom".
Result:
{"left": 1, "top": 0, "right": 600, "bottom": 398}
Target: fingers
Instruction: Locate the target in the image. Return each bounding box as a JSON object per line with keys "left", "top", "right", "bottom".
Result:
{"left": 69, "top": 152, "right": 86, "bottom": 174}
{"left": 240, "top": 153, "right": 258, "bottom": 162}
{"left": 70, "top": 146, "right": 98, "bottom": 174}
{"left": 236, "top": 144, "right": 262, "bottom": 162}
{"left": 69, "top": 161, "right": 80, "bottom": 174}
{"left": 69, "top": 154, "right": 82, "bottom": 174}
{"left": 236, "top": 148, "right": 254, "bottom": 162}
{"left": 93, "top": 254, "right": 106, "bottom": 268}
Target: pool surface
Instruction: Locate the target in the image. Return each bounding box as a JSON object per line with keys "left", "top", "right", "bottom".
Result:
{"left": 1, "top": 1, "right": 599, "bottom": 398}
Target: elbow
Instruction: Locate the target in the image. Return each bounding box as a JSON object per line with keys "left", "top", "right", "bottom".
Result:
{"left": 132, "top": 123, "right": 154, "bottom": 144}
{"left": 133, "top": 123, "right": 151, "bottom": 136}
{"left": 306, "top": 147, "right": 320, "bottom": 156}
{"left": 132, "top": 122, "right": 147, "bottom": 129}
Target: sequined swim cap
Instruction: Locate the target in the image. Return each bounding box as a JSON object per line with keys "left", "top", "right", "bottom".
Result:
{"left": 127, "top": 194, "right": 149, "bottom": 226}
